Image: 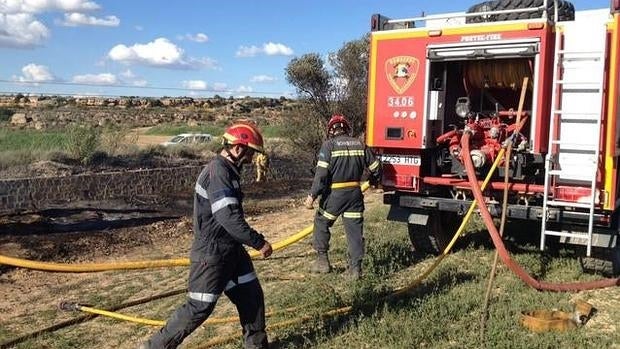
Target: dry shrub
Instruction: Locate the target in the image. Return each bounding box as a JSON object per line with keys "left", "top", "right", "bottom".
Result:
{"left": 100, "top": 125, "right": 138, "bottom": 156}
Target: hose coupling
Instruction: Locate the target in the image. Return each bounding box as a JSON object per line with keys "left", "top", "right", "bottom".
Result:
{"left": 58, "top": 301, "right": 81, "bottom": 312}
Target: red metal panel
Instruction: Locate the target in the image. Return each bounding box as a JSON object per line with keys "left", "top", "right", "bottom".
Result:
{"left": 370, "top": 25, "right": 553, "bottom": 154}
{"left": 372, "top": 37, "right": 427, "bottom": 149}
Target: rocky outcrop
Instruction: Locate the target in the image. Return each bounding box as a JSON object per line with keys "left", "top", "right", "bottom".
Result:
{"left": 0, "top": 95, "right": 292, "bottom": 129}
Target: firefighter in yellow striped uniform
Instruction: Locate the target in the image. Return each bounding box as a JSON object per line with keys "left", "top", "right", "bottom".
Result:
{"left": 304, "top": 114, "right": 381, "bottom": 280}
{"left": 253, "top": 152, "right": 269, "bottom": 182}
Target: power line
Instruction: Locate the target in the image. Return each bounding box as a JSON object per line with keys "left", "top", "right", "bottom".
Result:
{"left": 0, "top": 79, "right": 292, "bottom": 97}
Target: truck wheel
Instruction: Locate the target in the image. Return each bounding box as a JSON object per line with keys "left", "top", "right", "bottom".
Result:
{"left": 407, "top": 211, "right": 460, "bottom": 256}
{"left": 580, "top": 256, "right": 614, "bottom": 276}
{"left": 466, "top": 0, "right": 575, "bottom": 23}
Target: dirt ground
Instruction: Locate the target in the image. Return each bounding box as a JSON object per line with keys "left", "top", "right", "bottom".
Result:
{"left": 1, "top": 177, "right": 620, "bottom": 348}
{"left": 133, "top": 127, "right": 170, "bottom": 148}
{"left": 0, "top": 178, "right": 384, "bottom": 348}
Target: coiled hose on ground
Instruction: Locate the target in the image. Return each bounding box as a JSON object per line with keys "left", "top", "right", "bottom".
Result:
{"left": 461, "top": 132, "right": 620, "bottom": 291}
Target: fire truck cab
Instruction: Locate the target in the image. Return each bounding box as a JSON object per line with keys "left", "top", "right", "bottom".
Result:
{"left": 367, "top": 0, "right": 620, "bottom": 271}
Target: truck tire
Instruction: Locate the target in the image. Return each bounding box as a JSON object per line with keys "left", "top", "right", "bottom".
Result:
{"left": 466, "top": 0, "right": 575, "bottom": 23}
{"left": 579, "top": 244, "right": 620, "bottom": 276}
{"left": 580, "top": 255, "right": 615, "bottom": 276}
{"left": 407, "top": 211, "right": 460, "bottom": 256}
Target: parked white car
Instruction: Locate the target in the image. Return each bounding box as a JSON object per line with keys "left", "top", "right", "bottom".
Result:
{"left": 162, "top": 133, "right": 213, "bottom": 146}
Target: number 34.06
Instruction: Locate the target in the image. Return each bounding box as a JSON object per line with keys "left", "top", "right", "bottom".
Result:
{"left": 388, "top": 96, "right": 414, "bottom": 107}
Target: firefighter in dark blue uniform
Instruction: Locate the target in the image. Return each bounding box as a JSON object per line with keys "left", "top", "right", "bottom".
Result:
{"left": 304, "top": 115, "right": 381, "bottom": 280}
{"left": 141, "top": 122, "right": 272, "bottom": 349}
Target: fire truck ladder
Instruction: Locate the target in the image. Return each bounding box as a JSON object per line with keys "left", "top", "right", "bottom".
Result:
{"left": 540, "top": 22, "right": 607, "bottom": 257}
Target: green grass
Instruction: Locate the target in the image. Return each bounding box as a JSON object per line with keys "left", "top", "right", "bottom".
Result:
{"left": 261, "top": 124, "right": 288, "bottom": 138}
{"left": 3, "top": 204, "right": 618, "bottom": 349}
{"left": 248, "top": 205, "right": 618, "bottom": 349}
{"left": 0, "top": 128, "right": 70, "bottom": 168}
{"left": 0, "top": 128, "right": 68, "bottom": 152}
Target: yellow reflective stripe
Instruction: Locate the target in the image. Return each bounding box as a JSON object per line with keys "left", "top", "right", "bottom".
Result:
{"left": 330, "top": 181, "right": 361, "bottom": 189}
{"left": 317, "top": 160, "right": 329, "bottom": 168}
{"left": 343, "top": 212, "right": 363, "bottom": 219}
{"left": 368, "top": 160, "right": 380, "bottom": 171}
{"left": 331, "top": 150, "right": 365, "bottom": 157}
{"left": 318, "top": 208, "right": 338, "bottom": 220}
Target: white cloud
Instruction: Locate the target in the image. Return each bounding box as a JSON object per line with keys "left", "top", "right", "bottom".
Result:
{"left": 179, "top": 32, "right": 208, "bottom": 43}
{"left": 236, "top": 42, "right": 293, "bottom": 57}
{"left": 250, "top": 75, "right": 276, "bottom": 83}
{"left": 16, "top": 63, "right": 55, "bottom": 81}
{"left": 0, "top": 13, "right": 49, "bottom": 48}
{"left": 134, "top": 25, "right": 143, "bottom": 31}
{"left": 0, "top": 0, "right": 101, "bottom": 14}
{"left": 131, "top": 79, "right": 147, "bottom": 87}
{"left": 72, "top": 73, "right": 117, "bottom": 85}
{"left": 235, "top": 45, "right": 260, "bottom": 58}
{"left": 263, "top": 42, "right": 293, "bottom": 56}
{"left": 182, "top": 80, "right": 207, "bottom": 90}
{"left": 0, "top": 1, "right": 118, "bottom": 48}
{"left": 188, "top": 56, "right": 218, "bottom": 69}
{"left": 120, "top": 69, "right": 135, "bottom": 78}
{"left": 212, "top": 82, "right": 228, "bottom": 91}
{"left": 237, "top": 85, "right": 253, "bottom": 93}
{"left": 59, "top": 13, "right": 119, "bottom": 27}
{"left": 107, "top": 37, "right": 217, "bottom": 69}
{"left": 12, "top": 63, "right": 56, "bottom": 85}
{"left": 118, "top": 69, "right": 147, "bottom": 86}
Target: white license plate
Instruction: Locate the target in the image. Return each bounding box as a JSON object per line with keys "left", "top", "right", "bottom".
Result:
{"left": 380, "top": 154, "right": 421, "bottom": 166}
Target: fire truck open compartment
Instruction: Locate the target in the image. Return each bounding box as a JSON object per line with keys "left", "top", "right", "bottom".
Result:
{"left": 426, "top": 44, "right": 536, "bottom": 150}
{"left": 425, "top": 52, "right": 541, "bottom": 183}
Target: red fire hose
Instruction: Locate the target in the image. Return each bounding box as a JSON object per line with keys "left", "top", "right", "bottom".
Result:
{"left": 461, "top": 132, "right": 620, "bottom": 291}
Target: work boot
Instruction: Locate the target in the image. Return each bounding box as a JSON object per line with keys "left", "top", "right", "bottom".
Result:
{"left": 310, "top": 252, "right": 332, "bottom": 273}
{"left": 344, "top": 264, "right": 362, "bottom": 281}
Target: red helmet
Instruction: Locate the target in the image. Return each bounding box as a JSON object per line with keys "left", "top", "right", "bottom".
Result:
{"left": 327, "top": 114, "right": 350, "bottom": 136}
{"left": 222, "top": 121, "right": 264, "bottom": 153}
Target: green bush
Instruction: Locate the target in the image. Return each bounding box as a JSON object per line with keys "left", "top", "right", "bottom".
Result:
{"left": 0, "top": 107, "right": 14, "bottom": 122}
{"left": 66, "top": 124, "right": 101, "bottom": 164}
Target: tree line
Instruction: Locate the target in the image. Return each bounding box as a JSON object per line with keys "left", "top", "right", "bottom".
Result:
{"left": 284, "top": 35, "right": 369, "bottom": 160}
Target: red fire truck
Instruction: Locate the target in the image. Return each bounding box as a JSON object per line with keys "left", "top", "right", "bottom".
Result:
{"left": 367, "top": 0, "right": 620, "bottom": 272}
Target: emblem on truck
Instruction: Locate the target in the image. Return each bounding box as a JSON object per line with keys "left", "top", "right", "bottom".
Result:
{"left": 385, "top": 56, "right": 419, "bottom": 94}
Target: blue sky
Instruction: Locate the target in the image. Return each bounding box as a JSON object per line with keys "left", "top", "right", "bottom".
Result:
{"left": 0, "top": 0, "right": 610, "bottom": 98}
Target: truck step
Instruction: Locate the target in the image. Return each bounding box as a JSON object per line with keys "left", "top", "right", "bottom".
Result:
{"left": 555, "top": 80, "right": 600, "bottom": 87}
{"left": 543, "top": 230, "right": 590, "bottom": 240}
{"left": 557, "top": 49, "right": 604, "bottom": 55}
{"left": 548, "top": 169, "right": 596, "bottom": 178}
{"left": 551, "top": 110, "right": 599, "bottom": 118}
{"left": 550, "top": 140, "right": 597, "bottom": 150}
{"left": 546, "top": 200, "right": 592, "bottom": 209}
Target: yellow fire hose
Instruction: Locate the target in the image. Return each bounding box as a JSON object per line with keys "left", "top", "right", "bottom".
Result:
{"left": 0, "top": 182, "right": 371, "bottom": 273}
{"left": 390, "top": 147, "right": 506, "bottom": 297}
{"left": 196, "top": 306, "right": 353, "bottom": 349}
{"left": 0, "top": 183, "right": 368, "bottom": 273}
{"left": 52, "top": 161, "right": 503, "bottom": 341}
{"left": 0, "top": 226, "right": 312, "bottom": 272}
{"left": 2, "top": 154, "right": 504, "bottom": 347}
{"left": 59, "top": 301, "right": 305, "bottom": 327}
{"left": 195, "top": 160, "right": 506, "bottom": 348}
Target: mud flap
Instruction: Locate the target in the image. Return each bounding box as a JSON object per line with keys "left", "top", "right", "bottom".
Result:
{"left": 386, "top": 206, "right": 429, "bottom": 225}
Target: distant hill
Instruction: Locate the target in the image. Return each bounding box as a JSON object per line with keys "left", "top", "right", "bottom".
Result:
{"left": 0, "top": 94, "right": 299, "bottom": 130}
